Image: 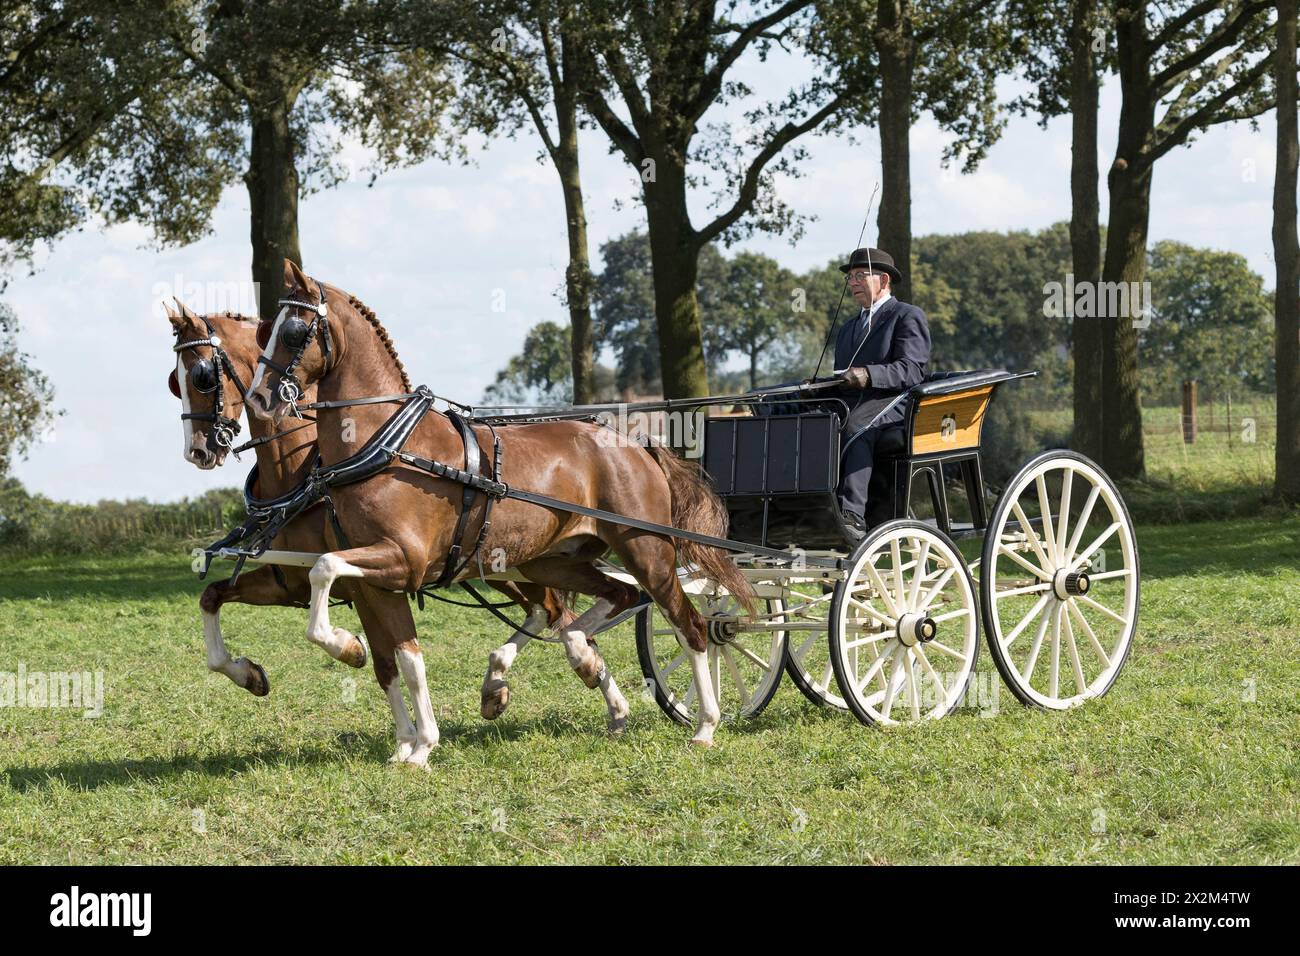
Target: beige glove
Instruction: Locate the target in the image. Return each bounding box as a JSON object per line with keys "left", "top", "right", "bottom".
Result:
{"left": 840, "top": 367, "right": 871, "bottom": 389}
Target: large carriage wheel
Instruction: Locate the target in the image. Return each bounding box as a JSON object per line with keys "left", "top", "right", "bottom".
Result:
{"left": 980, "top": 450, "right": 1139, "bottom": 709}
{"left": 828, "top": 520, "right": 980, "bottom": 726}
{"left": 782, "top": 577, "right": 849, "bottom": 711}
{"left": 636, "top": 588, "right": 787, "bottom": 727}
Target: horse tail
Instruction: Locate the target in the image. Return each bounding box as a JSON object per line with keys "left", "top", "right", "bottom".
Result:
{"left": 649, "top": 445, "right": 756, "bottom": 614}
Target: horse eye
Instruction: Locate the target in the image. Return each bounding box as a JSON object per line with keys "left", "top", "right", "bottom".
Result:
{"left": 280, "top": 317, "right": 309, "bottom": 349}
{"left": 190, "top": 359, "right": 218, "bottom": 393}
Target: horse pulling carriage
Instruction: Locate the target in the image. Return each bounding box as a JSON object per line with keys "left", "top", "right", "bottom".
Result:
{"left": 473, "top": 369, "right": 1140, "bottom": 728}
{"left": 173, "top": 262, "right": 1139, "bottom": 763}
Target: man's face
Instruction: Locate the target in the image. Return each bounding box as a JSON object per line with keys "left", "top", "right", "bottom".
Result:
{"left": 846, "top": 269, "right": 889, "bottom": 308}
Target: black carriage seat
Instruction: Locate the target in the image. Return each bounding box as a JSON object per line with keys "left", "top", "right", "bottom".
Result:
{"left": 856, "top": 369, "right": 1039, "bottom": 537}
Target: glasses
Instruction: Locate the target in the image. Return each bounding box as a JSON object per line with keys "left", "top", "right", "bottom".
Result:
{"left": 846, "top": 270, "right": 879, "bottom": 283}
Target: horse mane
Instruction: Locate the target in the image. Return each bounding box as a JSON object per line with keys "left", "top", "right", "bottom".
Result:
{"left": 344, "top": 292, "right": 411, "bottom": 392}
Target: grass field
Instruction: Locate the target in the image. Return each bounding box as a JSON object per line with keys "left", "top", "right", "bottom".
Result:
{"left": 1, "top": 513, "right": 1297, "bottom": 865}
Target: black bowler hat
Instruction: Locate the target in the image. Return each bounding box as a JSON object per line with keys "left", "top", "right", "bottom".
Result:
{"left": 839, "top": 247, "right": 902, "bottom": 282}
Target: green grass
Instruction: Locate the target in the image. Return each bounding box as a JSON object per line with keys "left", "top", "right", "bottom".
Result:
{"left": 1, "top": 516, "right": 1298, "bottom": 865}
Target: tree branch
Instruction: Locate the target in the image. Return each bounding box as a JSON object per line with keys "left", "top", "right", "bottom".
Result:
{"left": 689, "top": 0, "right": 811, "bottom": 125}
{"left": 696, "top": 90, "right": 847, "bottom": 248}
{"left": 1151, "top": 0, "right": 1271, "bottom": 98}
{"left": 1148, "top": 45, "right": 1274, "bottom": 163}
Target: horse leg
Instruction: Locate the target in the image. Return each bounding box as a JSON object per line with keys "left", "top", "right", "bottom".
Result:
{"left": 352, "top": 586, "right": 439, "bottom": 766}
{"left": 610, "top": 533, "right": 721, "bottom": 747}
{"left": 478, "top": 583, "right": 575, "bottom": 720}
{"left": 304, "top": 545, "right": 406, "bottom": 667}
{"left": 513, "top": 558, "right": 640, "bottom": 735}
{"left": 197, "top": 569, "right": 296, "bottom": 696}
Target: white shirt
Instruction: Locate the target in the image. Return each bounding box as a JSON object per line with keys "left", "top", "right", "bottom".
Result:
{"left": 858, "top": 292, "right": 893, "bottom": 340}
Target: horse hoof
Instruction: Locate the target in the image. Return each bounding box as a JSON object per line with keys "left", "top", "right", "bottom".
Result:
{"left": 340, "top": 630, "right": 368, "bottom": 669}
{"left": 607, "top": 715, "right": 628, "bottom": 737}
{"left": 481, "top": 679, "right": 510, "bottom": 720}
{"left": 238, "top": 658, "right": 270, "bottom": 697}
{"left": 688, "top": 736, "right": 714, "bottom": 749}
{"left": 389, "top": 740, "right": 415, "bottom": 764}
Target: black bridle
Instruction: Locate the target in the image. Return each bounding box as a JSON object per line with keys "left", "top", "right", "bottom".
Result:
{"left": 257, "top": 280, "right": 332, "bottom": 411}
{"left": 172, "top": 315, "right": 247, "bottom": 452}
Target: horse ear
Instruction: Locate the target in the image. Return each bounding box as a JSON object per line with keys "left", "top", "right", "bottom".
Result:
{"left": 284, "top": 258, "right": 309, "bottom": 292}
{"left": 173, "top": 297, "right": 199, "bottom": 321}
{"left": 164, "top": 303, "right": 184, "bottom": 332}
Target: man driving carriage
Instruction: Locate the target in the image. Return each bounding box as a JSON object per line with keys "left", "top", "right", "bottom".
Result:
{"left": 832, "top": 247, "right": 932, "bottom": 537}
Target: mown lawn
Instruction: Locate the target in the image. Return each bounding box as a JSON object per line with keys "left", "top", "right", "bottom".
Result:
{"left": 1, "top": 514, "right": 1297, "bottom": 864}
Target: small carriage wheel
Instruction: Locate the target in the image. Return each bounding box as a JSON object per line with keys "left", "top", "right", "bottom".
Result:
{"left": 980, "top": 450, "right": 1139, "bottom": 710}
{"left": 636, "top": 591, "right": 787, "bottom": 727}
{"left": 783, "top": 579, "right": 849, "bottom": 711}
{"left": 829, "top": 520, "right": 980, "bottom": 727}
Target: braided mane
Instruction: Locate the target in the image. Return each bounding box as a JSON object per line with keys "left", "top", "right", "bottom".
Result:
{"left": 346, "top": 293, "right": 411, "bottom": 392}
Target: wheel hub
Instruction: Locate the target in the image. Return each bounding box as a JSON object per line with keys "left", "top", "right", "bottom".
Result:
{"left": 1053, "top": 569, "right": 1090, "bottom": 600}
{"left": 896, "top": 613, "right": 937, "bottom": 647}
{"left": 706, "top": 611, "right": 740, "bottom": 646}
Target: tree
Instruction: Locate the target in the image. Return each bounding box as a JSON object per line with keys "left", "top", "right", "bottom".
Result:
{"left": 707, "top": 252, "right": 800, "bottom": 389}
{"left": 1275, "top": 0, "right": 1299, "bottom": 503}
{"left": 2, "top": 1, "right": 454, "bottom": 318}
{"left": 574, "top": 1, "right": 863, "bottom": 398}
{"left": 0, "top": 303, "right": 57, "bottom": 476}
{"left": 819, "top": 1, "right": 1013, "bottom": 304}
{"left": 482, "top": 320, "right": 616, "bottom": 404}
{"left": 1092, "top": 0, "right": 1277, "bottom": 479}
{"left": 434, "top": 0, "right": 601, "bottom": 401}
{"left": 1007, "top": 0, "right": 1113, "bottom": 459}
{"left": 1141, "top": 241, "right": 1275, "bottom": 400}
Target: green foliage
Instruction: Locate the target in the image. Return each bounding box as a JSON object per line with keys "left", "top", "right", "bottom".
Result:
{"left": 0, "top": 303, "right": 57, "bottom": 476}
{"left": 1141, "top": 241, "right": 1275, "bottom": 403}
{"left": 0, "top": 479, "right": 245, "bottom": 556}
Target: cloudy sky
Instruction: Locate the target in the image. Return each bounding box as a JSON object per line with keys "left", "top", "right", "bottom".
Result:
{"left": 5, "top": 51, "right": 1280, "bottom": 504}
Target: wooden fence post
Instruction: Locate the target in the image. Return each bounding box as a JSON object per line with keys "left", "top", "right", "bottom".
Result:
{"left": 1181, "top": 380, "right": 1197, "bottom": 444}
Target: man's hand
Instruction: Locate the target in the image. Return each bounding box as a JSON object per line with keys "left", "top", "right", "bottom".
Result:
{"left": 839, "top": 366, "right": 871, "bottom": 389}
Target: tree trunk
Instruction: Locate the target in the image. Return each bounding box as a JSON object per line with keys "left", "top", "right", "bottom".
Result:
{"left": 644, "top": 157, "right": 709, "bottom": 398}
{"left": 876, "top": 0, "right": 915, "bottom": 304}
{"left": 1274, "top": 0, "right": 1300, "bottom": 503}
{"left": 1096, "top": 3, "right": 1151, "bottom": 480}
{"left": 1069, "top": 0, "right": 1104, "bottom": 461}
{"left": 245, "top": 99, "right": 301, "bottom": 321}
{"left": 555, "top": 26, "right": 596, "bottom": 404}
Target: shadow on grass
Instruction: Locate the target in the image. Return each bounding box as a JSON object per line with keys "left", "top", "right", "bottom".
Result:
{"left": 0, "top": 561, "right": 198, "bottom": 602}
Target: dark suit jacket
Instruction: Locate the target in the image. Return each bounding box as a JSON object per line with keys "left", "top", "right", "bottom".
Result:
{"left": 833, "top": 297, "right": 932, "bottom": 433}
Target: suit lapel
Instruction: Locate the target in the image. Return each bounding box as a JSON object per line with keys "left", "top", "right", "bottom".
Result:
{"left": 850, "top": 298, "right": 898, "bottom": 357}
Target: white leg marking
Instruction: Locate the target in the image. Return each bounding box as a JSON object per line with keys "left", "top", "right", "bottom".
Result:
{"left": 686, "top": 643, "right": 720, "bottom": 746}
{"left": 396, "top": 644, "right": 439, "bottom": 766}
{"left": 306, "top": 553, "right": 364, "bottom": 659}
{"left": 557, "top": 600, "right": 630, "bottom": 731}
{"left": 202, "top": 609, "right": 255, "bottom": 688}
{"left": 384, "top": 679, "right": 418, "bottom": 764}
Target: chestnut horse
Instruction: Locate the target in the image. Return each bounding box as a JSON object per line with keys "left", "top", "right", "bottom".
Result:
{"left": 246, "top": 260, "right": 753, "bottom": 762}
{"left": 166, "top": 302, "right": 573, "bottom": 711}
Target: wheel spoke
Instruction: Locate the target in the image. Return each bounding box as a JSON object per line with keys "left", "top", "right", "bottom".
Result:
{"left": 1087, "top": 568, "right": 1132, "bottom": 581}
{"left": 1020, "top": 600, "right": 1055, "bottom": 684}
{"left": 847, "top": 596, "right": 895, "bottom": 627}
{"left": 926, "top": 638, "right": 966, "bottom": 662}
{"left": 1068, "top": 600, "right": 1111, "bottom": 669}
{"left": 855, "top": 640, "right": 897, "bottom": 693}
{"left": 907, "top": 540, "right": 931, "bottom": 610}
{"left": 930, "top": 607, "right": 971, "bottom": 624}
{"left": 907, "top": 651, "right": 921, "bottom": 721}
{"left": 914, "top": 645, "right": 948, "bottom": 705}
{"left": 1069, "top": 521, "right": 1121, "bottom": 573}
{"left": 662, "top": 652, "right": 687, "bottom": 679}
{"left": 1001, "top": 592, "right": 1052, "bottom": 648}
{"left": 891, "top": 537, "right": 906, "bottom": 611}
{"left": 863, "top": 560, "right": 902, "bottom": 617}
{"left": 732, "top": 643, "right": 771, "bottom": 671}
{"left": 1011, "top": 501, "right": 1052, "bottom": 569}
{"left": 721, "top": 646, "right": 750, "bottom": 705}
{"left": 792, "top": 631, "right": 819, "bottom": 661}
{"left": 1055, "top": 467, "right": 1074, "bottom": 565}
{"left": 1077, "top": 593, "right": 1129, "bottom": 626}
{"left": 999, "top": 544, "right": 1053, "bottom": 582}
{"left": 1064, "top": 483, "right": 1101, "bottom": 562}
{"left": 995, "top": 581, "right": 1053, "bottom": 600}
{"left": 1036, "top": 474, "right": 1059, "bottom": 561}
{"left": 842, "top": 631, "right": 892, "bottom": 651}
{"left": 817, "top": 659, "right": 835, "bottom": 692}
{"left": 881, "top": 651, "right": 907, "bottom": 720}
{"left": 917, "top": 565, "right": 958, "bottom": 612}
{"left": 1062, "top": 607, "right": 1087, "bottom": 694}
{"left": 1049, "top": 602, "right": 1062, "bottom": 699}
